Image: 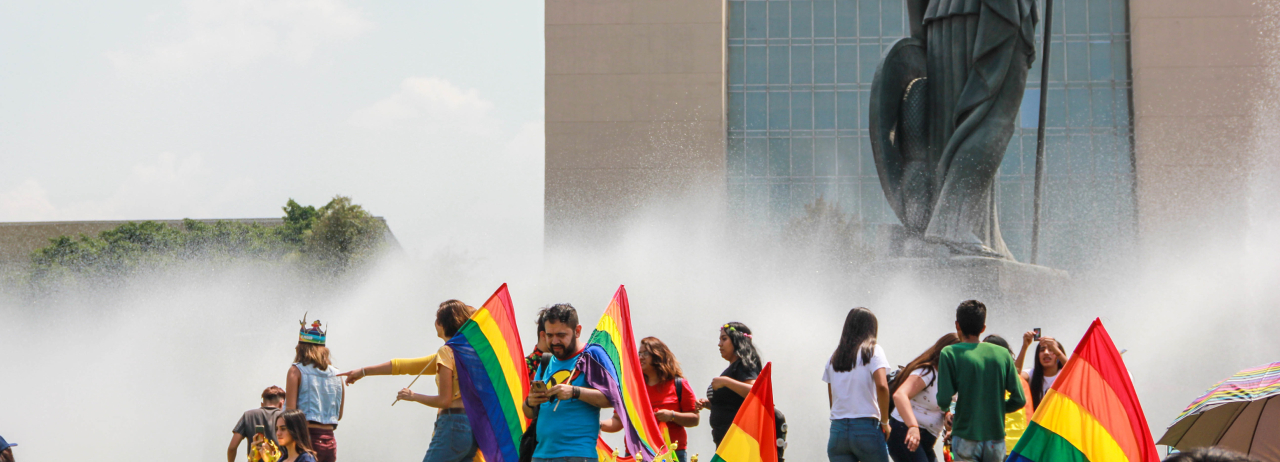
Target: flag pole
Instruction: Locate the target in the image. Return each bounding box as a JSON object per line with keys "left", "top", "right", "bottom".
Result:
{"left": 392, "top": 362, "right": 434, "bottom": 406}
{"left": 1031, "top": 0, "right": 1054, "bottom": 265}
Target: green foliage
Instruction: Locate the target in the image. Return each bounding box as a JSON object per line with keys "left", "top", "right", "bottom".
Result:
{"left": 301, "top": 196, "right": 384, "bottom": 272}
{"left": 23, "top": 196, "right": 387, "bottom": 288}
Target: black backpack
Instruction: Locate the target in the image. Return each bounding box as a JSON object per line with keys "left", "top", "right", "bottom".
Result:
{"left": 518, "top": 353, "right": 552, "bottom": 462}
{"left": 774, "top": 408, "right": 789, "bottom": 462}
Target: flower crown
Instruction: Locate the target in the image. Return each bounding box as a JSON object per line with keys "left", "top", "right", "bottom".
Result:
{"left": 722, "top": 323, "right": 753, "bottom": 339}
{"left": 299, "top": 313, "right": 327, "bottom": 345}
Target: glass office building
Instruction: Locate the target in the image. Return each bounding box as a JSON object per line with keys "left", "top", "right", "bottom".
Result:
{"left": 725, "top": 0, "right": 1136, "bottom": 269}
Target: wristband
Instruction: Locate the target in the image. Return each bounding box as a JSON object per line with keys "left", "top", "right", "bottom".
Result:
{"left": 572, "top": 386, "right": 581, "bottom": 399}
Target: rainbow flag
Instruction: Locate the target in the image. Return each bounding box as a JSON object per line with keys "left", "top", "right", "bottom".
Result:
{"left": 1009, "top": 318, "right": 1158, "bottom": 462}
{"left": 446, "top": 284, "right": 530, "bottom": 462}
{"left": 710, "top": 362, "right": 776, "bottom": 462}
{"left": 576, "top": 285, "right": 673, "bottom": 462}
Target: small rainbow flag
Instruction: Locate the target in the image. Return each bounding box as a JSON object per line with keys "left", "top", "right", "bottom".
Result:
{"left": 710, "top": 362, "right": 776, "bottom": 462}
{"left": 576, "top": 285, "right": 673, "bottom": 461}
{"left": 1009, "top": 318, "right": 1158, "bottom": 462}
{"left": 446, "top": 284, "right": 530, "bottom": 462}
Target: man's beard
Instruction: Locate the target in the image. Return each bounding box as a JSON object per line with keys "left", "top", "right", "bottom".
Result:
{"left": 550, "top": 337, "right": 579, "bottom": 360}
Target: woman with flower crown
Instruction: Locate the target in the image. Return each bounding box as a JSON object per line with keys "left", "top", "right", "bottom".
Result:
{"left": 286, "top": 315, "right": 344, "bottom": 462}
{"left": 694, "top": 322, "right": 762, "bottom": 446}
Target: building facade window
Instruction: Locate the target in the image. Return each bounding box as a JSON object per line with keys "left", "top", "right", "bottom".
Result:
{"left": 726, "top": 0, "right": 1135, "bottom": 270}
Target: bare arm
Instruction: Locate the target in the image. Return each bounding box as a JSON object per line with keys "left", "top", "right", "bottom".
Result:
{"left": 402, "top": 365, "right": 457, "bottom": 408}
{"left": 601, "top": 412, "right": 624, "bottom": 433}
{"left": 712, "top": 376, "right": 756, "bottom": 398}
{"left": 892, "top": 375, "right": 926, "bottom": 427}
{"left": 874, "top": 368, "right": 891, "bottom": 424}
{"left": 828, "top": 384, "right": 833, "bottom": 408}
{"left": 228, "top": 433, "right": 244, "bottom": 462}
{"left": 286, "top": 365, "right": 301, "bottom": 410}
{"left": 656, "top": 409, "right": 700, "bottom": 428}
{"left": 337, "top": 361, "right": 394, "bottom": 385}
{"left": 1015, "top": 331, "right": 1034, "bottom": 372}
{"left": 339, "top": 380, "right": 345, "bottom": 420}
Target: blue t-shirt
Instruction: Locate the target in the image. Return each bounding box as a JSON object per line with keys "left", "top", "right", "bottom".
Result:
{"left": 534, "top": 352, "right": 602, "bottom": 459}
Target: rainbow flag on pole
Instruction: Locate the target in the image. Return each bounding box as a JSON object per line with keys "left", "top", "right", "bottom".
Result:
{"left": 1009, "top": 318, "right": 1158, "bottom": 462}
{"left": 710, "top": 362, "right": 776, "bottom": 462}
{"left": 576, "top": 285, "right": 673, "bottom": 462}
{"left": 446, "top": 284, "right": 529, "bottom": 462}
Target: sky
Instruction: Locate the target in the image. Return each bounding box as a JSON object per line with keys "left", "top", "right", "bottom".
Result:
{"left": 0, "top": 0, "right": 546, "bottom": 267}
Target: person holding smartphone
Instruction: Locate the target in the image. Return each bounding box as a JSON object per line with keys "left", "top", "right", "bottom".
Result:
{"left": 254, "top": 409, "right": 318, "bottom": 462}
{"left": 1014, "top": 330, "right": 1068, "bottom": 408}
{"left": 230, "top": 386, "right": 287, "bottom": 462}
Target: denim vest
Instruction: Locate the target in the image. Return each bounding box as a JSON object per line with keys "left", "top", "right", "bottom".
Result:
{"left": 294, "top": 363, "right": 342, "bottom": 425}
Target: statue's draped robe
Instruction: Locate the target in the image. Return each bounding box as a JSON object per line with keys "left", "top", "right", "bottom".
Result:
{"left": 921, "top": 0, "right": 1037, "bottom": 258}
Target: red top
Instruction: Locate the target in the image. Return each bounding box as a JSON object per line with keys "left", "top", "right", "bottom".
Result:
{"left": 645, "top": 377, "right": 698, "bottom": 450}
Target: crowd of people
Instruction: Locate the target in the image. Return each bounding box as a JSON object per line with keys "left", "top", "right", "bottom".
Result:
{"left": 217, "top": 299, "right": 1255, "bottom": 462}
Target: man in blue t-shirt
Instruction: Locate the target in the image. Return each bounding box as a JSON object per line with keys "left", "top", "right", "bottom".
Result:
{"left": 522, "top": 303, "right": 613, "bottom": 462}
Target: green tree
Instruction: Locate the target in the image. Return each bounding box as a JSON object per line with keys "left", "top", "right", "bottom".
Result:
{"left": 302, "top": 196, "right": 385, "bottom": 273}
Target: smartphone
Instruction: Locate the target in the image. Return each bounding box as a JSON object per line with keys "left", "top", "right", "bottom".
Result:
{"left": 254, "top": 424, "right": 266, "bottom": 436}
{"left": 531, "top": 380, "right": 547, "bottom": 394}
{"left": 1033, "top": 328, "right": 1042, "bottom": 340}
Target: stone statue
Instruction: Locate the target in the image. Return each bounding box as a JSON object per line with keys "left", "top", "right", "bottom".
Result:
{"left": 869, "top": 0, "right": 1038, "bottom": 260}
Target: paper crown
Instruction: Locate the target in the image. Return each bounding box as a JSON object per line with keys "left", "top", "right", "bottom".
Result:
{"left": 299, "top": 313, "right": 327, "bottom": 345}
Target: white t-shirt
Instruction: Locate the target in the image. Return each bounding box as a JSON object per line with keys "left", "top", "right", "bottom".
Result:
{"left": 823, "top": 344, "right": 890, "bottom": 420}
{"left": 889, "top": 368, "right": 945, "bottom": 436}
{"left": 1024, "top": 366, "right": 1059, "bottom": 397}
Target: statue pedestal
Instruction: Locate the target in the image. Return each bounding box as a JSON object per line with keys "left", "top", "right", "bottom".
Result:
{"left": 870, "top": 256, "right": 1069, "bottom": 301}
{"left": 867, "top": 224, "right": 1070, "bottom": 302}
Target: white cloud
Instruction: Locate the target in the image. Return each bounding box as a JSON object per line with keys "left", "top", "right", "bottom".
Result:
{"left": 106, "top": 0, "right": 372, "bottom": 75}
{"left": 0, "top": 180, "right": 60, "bottom": 222}
{"left": 349, "top": 77, "right": 497, "bottom": 132}
{"left": 0, "top": 153, "right": 261, "bottom": 222}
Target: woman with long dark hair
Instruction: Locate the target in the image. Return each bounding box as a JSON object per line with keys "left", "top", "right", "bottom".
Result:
{"left": 286, "top": 316, "right": 343, "bottom": 462}
{"left": 338, "top": 300, "right": 480, "bottom": 462}
{"left": 695, "top": 322, "right": 762, "bottom": 446}
{"left": 253, "top": 409, "right": 318, "bottom": 462}
{"left": 885, "top": 333, "right": 958, "bottom": 462}
{"left": 824, "top": 308, "right": 891, "bottom": 462}
{"left": 1015, "top": 332, "right": 1067, "bottom": 408}
{"left": 640, "top": 337, "right": 699, "bottom": 462}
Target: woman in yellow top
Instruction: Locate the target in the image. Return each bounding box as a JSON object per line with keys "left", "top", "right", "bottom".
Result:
{"left": 982, "top": 335, "right": 1035, "bottom": 454}
{"left": 338, "top": 300, "right": 478, "bottom": 462}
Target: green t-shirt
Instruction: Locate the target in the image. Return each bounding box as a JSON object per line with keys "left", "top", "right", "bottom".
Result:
{"left": 936, "top": 342, "right": 1026, "bottom": 442}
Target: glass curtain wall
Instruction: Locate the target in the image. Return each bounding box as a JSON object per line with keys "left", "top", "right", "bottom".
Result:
{"left": 726, "top": 0, "right": 1135, "bottom": 270}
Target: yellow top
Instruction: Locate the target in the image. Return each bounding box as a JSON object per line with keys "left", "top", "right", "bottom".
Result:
{"left": 390, "top": 345, "right": 461, "bottom": 400}
{"left": 1004, "top": 376, "right": 1035, "bottom": 453}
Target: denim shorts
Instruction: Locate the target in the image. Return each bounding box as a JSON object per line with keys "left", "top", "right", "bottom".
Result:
{"left": 827, "top": 417, "right": 890, "bottom": 462}
{"left": 423, "top": 413, "right": 479, "bottom": 462}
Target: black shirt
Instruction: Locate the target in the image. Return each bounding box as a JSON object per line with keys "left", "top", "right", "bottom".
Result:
{"left": 707, "top": 360, "right": 761, "bottom": 444}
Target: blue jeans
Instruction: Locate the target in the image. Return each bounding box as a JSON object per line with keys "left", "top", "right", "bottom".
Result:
{"left": 949, "top": 437, "right": 1005, "bottom": 462}
{"left": 828, "top": 418, "right": 890, "bottom": 462}
{"left": 886, "top": 418, "right": 937, "bottom": 462}
{"left": 423, "top": 414, "right": 479, "bottom": 462}
{"left": 532, "top": 458, "right": 598, "bottom": 462}
{"left": 675, "top": 450, "right": 689, "bottom": 462}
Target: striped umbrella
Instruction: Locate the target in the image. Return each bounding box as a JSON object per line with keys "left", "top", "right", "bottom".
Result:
{"left": 1158, "top": 362, "right": 1280, "bottom": 461}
